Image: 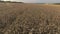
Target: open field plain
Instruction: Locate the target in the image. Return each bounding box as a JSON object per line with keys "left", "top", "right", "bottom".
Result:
{"left": 0, "top": 2, "right": 60, "bottom": 34}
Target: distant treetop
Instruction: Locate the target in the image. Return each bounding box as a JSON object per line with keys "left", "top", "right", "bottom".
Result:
{"left": 0, "top": 1, "right": 24, "bottom": 3}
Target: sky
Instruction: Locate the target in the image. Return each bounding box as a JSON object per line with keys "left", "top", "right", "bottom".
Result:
{"left": 23, "top": 0, "right": 60, "bottom": 3}
{"left": 2, "top": 0, "right": 60, "bottom": 3}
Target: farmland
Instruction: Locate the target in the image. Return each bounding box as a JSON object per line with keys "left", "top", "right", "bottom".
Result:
{"left": 0, "top": 2, "right": 60, "bottom": 34}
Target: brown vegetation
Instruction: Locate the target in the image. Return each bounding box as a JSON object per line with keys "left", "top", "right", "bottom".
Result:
{"left": 0, "top": 2, "right": 60, "bottom": 34}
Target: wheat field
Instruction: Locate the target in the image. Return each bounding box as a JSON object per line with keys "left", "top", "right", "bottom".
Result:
{"left": 0, "top": 2, "right": 60, "bottom": 34}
